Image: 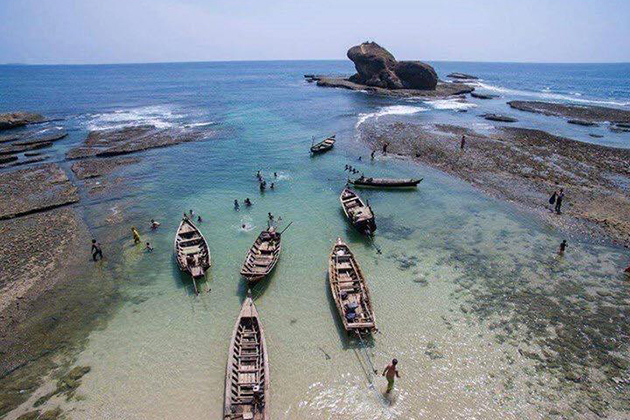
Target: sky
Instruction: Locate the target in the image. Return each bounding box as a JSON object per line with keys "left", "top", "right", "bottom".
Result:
{"left": 0, "top": 0, "right": 629, "bottom": 65}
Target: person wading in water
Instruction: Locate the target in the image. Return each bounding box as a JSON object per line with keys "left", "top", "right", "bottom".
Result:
{"left": 382, "top": 359, "right": 400, "bottom": 394}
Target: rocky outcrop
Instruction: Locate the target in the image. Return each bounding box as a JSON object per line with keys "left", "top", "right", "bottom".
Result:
{"left": 0, "top": 112, "right": 46, "bottom": 131}
{"left": 482, "top": 114, "right": 518, "bottom": 123}
{"left": 0, "top": 164, "right": 79, "bottom": 219}
{"left": 470, "top": 92, "right": 498, "bottom": 100}
{"left": 313, "top": 76, "right": 473, "bottom": 98}
{"left": 447, "top": 72, "right": 478, "bottom": 80}
{"left": 568, "top": 119, "right": 598, "bottom": 127}
{"left": 66, "top": 125, "right": 212, "bottom": 159}
{"left": 346, "top": 42, "right": 438, "bottom": 90}
{"left": 508, "top": 101, "right": 630, "bottom": 123}
{"left": 71, "top": 157, "right": 141, "bottom": 179}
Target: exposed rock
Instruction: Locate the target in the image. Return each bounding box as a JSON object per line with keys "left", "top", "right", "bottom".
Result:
{"left": 0, "top": 112, "right": 46, "bottom": 131}
{"left": 16, "top": 411, "right": 40, "bottom": 420}
{"left": 0, "top": 155, "right": 18, "bottom": 164}
{"left": 66, "top": 125, "right": 212, "bottom": 159}
{"left": 0, "top": 134, "right": 22, "bottom": 144}
{"left": 346, "top": 42, "right": 437, "bottom": 90}
{"left": 482, "top": 114, "right": 518, "bottom": 123}
{"left": 508, "top": 101, "right": 630, "bottom": 123}
{"left": 0, "top": 141, "right": 53, "bottom": 157}
{"left": 470, "top": 92, "right": 498, "bottom": 99}
{"left": 71, "top": 157, "right": 141, "bottom": 179}
{"left": 568, "top": 119, "right": 598, "bottom": 127}
{"left": 24, "top": 151, "right": 43, "bottom": 157}
{"left": 447, "top": 72, "right": 479, "bottom": 80}
{"left": 589, "top": 134, "right": 604, "bottom": 138}
{"left": 615, "top": 122, "right": 630, "bottom": 128}
{"left": 357, "top": 121, "right": 630, "bottom": 246}
{"left": 314, "top": 76, "right": 473, "bottom": 98}
{"left": 8, "top": 155, "right": 49, "bottom": 167}
{"left": 610, "top": 124, "right": 630, "bottom": 133}
{"left": 0, "top": 164, "right": 79, "bottom": 220}
{"left": 13, "top": 130, "right": 68, "bottom": 146}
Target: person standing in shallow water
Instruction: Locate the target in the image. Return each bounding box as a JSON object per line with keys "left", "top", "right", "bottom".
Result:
{"left": 91, "top": 239, "right": 103, "bottom": 261}
{"left": 131, "top": 227, "right": 141, "bottom": 244}
{"left": 382, "top": 359, "right": 400, "bottom": 394}
{"left": 555, "top": 188, "right": 565, "bottom": 214}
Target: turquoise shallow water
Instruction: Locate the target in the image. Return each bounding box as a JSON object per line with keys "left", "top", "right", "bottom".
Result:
{"left": 1, "top": 61, "right": 629, "bottom": 419}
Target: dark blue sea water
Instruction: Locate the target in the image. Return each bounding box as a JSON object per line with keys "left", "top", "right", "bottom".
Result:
{"left": 1, "top": 61, "right": 629, "bottom": 419}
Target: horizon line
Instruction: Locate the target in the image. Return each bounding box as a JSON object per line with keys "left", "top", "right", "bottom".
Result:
{"left": 2, "top": 58, "right": 630, "bottom": 67}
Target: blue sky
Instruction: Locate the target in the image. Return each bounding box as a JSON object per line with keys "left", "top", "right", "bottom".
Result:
{"left": 0, "top": 0, "right": 628, "bottom": 64}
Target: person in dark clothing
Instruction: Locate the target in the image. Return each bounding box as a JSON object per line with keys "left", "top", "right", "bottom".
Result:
{"left": 382, "top": 142, "right": 389, "bottom": 154}
{"left": 555, "top": 188, "right": 564, "bottom": 214}
{"left": 91, "top": 239, "right": 103, "bottom": 261}
{"left": 371, "top": 150, "right": 376, "bottom": 160}
{"left": 460, "top": 135, "right": 466, "bottom": 150}
{"left": 244, "top": 198, "right": 252, "bottom": 206}
{"left": 559, "top": 240, "right": 567, "bottom": 255}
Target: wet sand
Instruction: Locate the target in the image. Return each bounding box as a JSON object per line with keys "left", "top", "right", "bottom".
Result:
{"left": 358, "top": 121, "right": 630, "bottom": 247}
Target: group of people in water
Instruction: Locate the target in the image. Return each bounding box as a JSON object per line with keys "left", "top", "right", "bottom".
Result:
{"left": 234, "top": 198, "right": 252, "bottom": 211}
{"left": 257, "top": 170, "right": 278, "bottom": 191}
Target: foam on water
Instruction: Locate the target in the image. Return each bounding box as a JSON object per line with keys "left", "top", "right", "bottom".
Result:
{"left": 425, "top": 99, "right": 477, "bottom": 111}
{"left": 85, "top": 105, "right": 181, "bottom": 130}
{"left": 356, "top": 105, "right": 428, "bottom": 128}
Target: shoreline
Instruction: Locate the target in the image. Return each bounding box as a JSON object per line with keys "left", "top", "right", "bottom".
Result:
{"left": 357, "top": 121, "right": 630, "bottom": 249}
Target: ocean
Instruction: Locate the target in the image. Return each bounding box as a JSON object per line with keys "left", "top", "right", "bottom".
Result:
{"left": 1, "top": 61, "right": 629, "bottom": 419}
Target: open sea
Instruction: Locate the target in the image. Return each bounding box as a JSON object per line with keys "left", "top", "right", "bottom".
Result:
{"left": 1, "top": 61, "right": 629, "bottom": 419}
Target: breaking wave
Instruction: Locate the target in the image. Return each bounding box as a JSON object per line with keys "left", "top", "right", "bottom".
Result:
{"left": 356, "top": 105, "right": 428, "bottom": 128}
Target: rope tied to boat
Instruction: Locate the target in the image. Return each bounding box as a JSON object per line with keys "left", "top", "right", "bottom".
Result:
{"left": 356, "top": 331, "right": 378, "bottom": 383}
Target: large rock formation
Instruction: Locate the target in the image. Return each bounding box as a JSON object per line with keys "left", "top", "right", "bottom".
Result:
{"left": 346, "top": 42, "right": 438, "bottom": 90}
{"left": 0, "top": 112, "right": 45, "bottom": 131}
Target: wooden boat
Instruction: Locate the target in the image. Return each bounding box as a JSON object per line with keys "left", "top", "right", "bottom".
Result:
{"left": 310, "top": 134, "right": 336, "bottom": 154}
{"left": 348, "top": 176, "right": 423, "bottom": 188}
{"left": 240, "top": 227, "right": 282, "bottom": 282}
{"left": 174, "top": 218, "right": 211, "bottom": 292}
{"left": 224, "top": 293, "right": 269, "bottom": 420}
{"left": 339, "top": 187, "right": 376, "bottom": 235}
{"left": 328, "top": 238, "right": 376, "bottom": 334}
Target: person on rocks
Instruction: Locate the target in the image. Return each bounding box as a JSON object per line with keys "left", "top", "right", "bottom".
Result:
{"left": 151, "top": 219, "right": 160, "bottom": 229}
{"left": 555, "top": 188, "right": 565, "bottom": 214}
{"left": 145, "top": 242, "right": 153, "bottom": 252}
{"left": 382, "top": 359, "right": 400, "bottom": 394}
{"left": 371, "top": 150, "right": 376, "bottom": 160}
{"left": 460, "top": 135, "right": 466, "bottom": 150}
{"left": 382, "top": 142, "right": 389, "bottom": 155}
{"left": 559, "top": 239, "right": 567, "bottom": 255}
{"left": 91, "top": 239, "right": 103, "bottom": 261}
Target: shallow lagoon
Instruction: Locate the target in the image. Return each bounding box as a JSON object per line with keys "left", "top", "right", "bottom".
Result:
{"left": 1, "top": 61, "right": 629, "bottom": 419}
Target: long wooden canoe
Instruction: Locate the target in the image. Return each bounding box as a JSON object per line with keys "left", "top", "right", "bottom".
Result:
{"left": 224, "top": 294, "right": 270, "bottom": 420}
{"left": 340, "top": 187, "right": 376, "bottom": 235}
{"left": 240, "top": 227, "right": 282, "bottom": 283}
{"left": 310, "top": 135, "right": 336, "bottom": 154}
{"left": 328, "top": 238, "right": 376, "bottom": 334}
{"left": 349, "top": 176, "right": 423, "bottom": 188}
{"left": 174, "top": 218, "right": 211, "bottom": 280}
